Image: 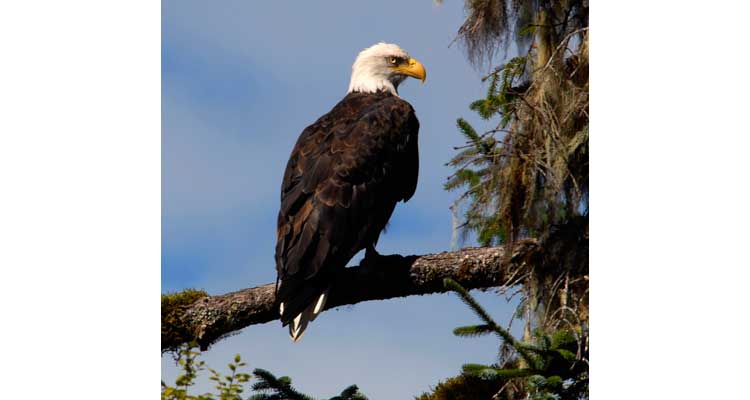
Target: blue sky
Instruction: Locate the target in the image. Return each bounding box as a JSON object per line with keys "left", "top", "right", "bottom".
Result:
{"left": 162, "top": 1, "right": 522, "bottom": 397}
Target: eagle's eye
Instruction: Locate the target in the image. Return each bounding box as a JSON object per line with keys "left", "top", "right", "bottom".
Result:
{"left": 388, "top": 57, "right": 398, "bottom": 65}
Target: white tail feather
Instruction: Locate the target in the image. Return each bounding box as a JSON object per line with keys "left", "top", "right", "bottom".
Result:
{"left": 287, "top": 289, "right": 331, "bottom": 342}
{"left": 313, "top": 293, "right": 327, "bottom": 314}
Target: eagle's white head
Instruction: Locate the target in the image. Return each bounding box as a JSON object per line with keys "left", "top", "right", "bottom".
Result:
{"left": 347, "top": 42, "right": 426, "bottom": 96}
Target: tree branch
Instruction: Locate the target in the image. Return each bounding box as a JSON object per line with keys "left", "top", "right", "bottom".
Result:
{"left": 162, "top": 241, "right": 539, "bottom": 352}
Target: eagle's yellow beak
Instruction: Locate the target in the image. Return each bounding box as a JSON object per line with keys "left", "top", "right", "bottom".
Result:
{"left": 393, "top": 58, "right": 426, "bottom": 84}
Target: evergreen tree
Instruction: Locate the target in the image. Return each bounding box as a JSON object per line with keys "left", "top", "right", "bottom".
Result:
{"left": 427, "top": 1, "right": 590, "bottom": 398}
{"left": 446, "top": 0, "right": 589, "bottom": 245}
{"left": 419, "top": 276, "right": 588, "bottom": 399}
{"left": 446, "top": 0, "right": 589, "bottom": 342}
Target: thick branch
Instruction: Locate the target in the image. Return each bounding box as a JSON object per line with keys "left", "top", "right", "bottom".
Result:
{"left": 162, "top": 241, "right": 538, "bottom": 352}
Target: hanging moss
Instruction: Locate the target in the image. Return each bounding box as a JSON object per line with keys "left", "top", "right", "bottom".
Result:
{"left": 447, "top": 1, "right": 589, "bottom": 250}
{"left": 444, "top": 2, "right": 588, "bottom": 398}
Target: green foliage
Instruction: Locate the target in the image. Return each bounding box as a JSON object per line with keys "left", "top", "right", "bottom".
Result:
{"left": 442, "top": 279, "right": 588, "bottom": 400}
{"left": 444, "top": 8, "right": 590, "bottom": 398}
{"left": 162, "top": 343, "right": 367, "bottom": 400}
{"left": 415, "top": 375, "right": 506, "bottom": 400}
{"left": 250, "top": 369, "right": 367, "bottom": 400}
{"left": 249, "top": 369, "right": 315, "bottom": 400}
{"left": 443, "top": 279, "right": 536, "bottom": 367}
{"left": 447, "top": 2, "right": 589, "bottom": 247}
{"left": 207, "top": 353, "right": 252, "bottom": 400}
{"left": 452, "top": 324, "right": 494, "bottom": 337}
{"left": 161, "top": 342, "right": 242, "bottom": 400}
{"left": 330, "top": 385, "right": 368, "bottom": 400}
{"left": 162, "top": 289, "right": 209, "bottom": 353}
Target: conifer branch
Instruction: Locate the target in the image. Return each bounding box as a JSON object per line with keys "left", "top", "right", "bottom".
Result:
{"left": 250, "top": 369, "right": 366, "bottom": 400}
{"left": 444, "top": 278, "right": 538, "bottom": 368}
{"left": 162, "top": 241, "right": 539, "bottom": 352}
{"left": 453, "top": 324, "right": 495, "bottom": 337}
{"left": 461, "top": 364, "right": 536, "bottom": 380}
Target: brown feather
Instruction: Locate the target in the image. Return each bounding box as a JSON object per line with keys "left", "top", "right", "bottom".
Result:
{"left": 275, "top": 91, "right": 420, "bottom": 334}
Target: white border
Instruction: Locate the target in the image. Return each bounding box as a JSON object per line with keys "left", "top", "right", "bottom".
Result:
{"left": 0, "top": 2, "right": 160, "bottom": 398}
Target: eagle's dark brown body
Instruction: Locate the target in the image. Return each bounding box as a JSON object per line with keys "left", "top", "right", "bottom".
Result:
{"left": 275, "top": 90, "right": 419, "bottom": 337}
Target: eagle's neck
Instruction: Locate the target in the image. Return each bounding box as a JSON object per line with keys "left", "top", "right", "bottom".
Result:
{"left": 347, "top": 68, "right": 404, "bottom": 96}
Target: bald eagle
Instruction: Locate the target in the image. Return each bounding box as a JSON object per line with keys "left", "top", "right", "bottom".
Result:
{"left": 275, "top": 43, "right": 426, "bottom": 341}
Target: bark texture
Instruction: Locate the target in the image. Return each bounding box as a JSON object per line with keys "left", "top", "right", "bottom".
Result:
{"left": 162, "top": 241, "right": 538, "bottom": 352}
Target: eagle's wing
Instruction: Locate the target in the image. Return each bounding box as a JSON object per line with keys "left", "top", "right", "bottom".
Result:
{"left": 275, "top": 94, "right": 419, "bottom": 338}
